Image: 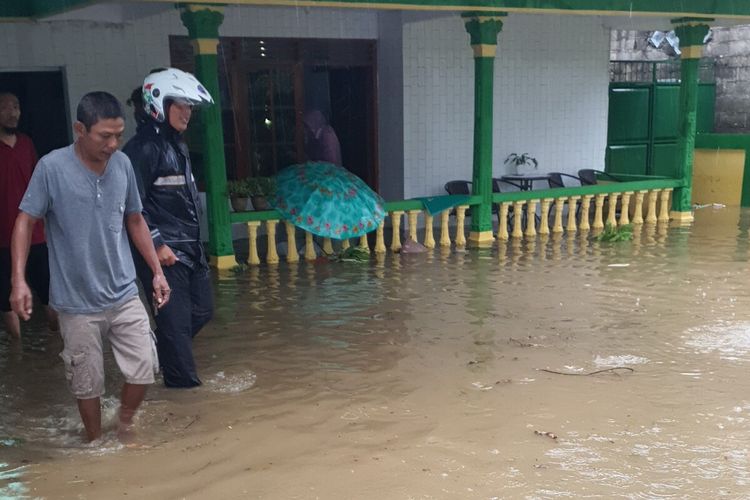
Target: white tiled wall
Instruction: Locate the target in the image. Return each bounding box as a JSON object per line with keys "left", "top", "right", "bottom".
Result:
{"left": 402, "top": 13, "right": 610, "bottom": 198}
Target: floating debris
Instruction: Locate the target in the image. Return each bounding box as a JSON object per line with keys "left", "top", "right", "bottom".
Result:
{"left": 539, "top": 367, "right": 635, "bottom": 376}
{"left": 534, "top": 430, "right": 558, "bottom": 440}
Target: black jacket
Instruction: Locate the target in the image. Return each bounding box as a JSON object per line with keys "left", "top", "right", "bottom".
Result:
{"left": 123, "top": 121, "right": 206, "bottom": 269}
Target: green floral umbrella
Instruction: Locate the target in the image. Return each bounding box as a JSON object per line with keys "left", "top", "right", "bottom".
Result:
{"left": 271, "top": 162, "right": 386, "bottom": 240}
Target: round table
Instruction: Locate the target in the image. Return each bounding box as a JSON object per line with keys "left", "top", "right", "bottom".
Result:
{"left": 499, "top": 173, "right": 551, "bottom": 191}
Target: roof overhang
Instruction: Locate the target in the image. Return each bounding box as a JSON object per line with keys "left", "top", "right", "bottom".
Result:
{"left": 4, "top": 0, "right": 750, "bottom": 22}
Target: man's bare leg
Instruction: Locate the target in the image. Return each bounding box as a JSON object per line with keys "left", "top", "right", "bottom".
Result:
{"left": 77, "top": 397, "right": 102, "bottom": 442}
{"left": 118, "top": 383, "right": 147, "bottom": 442}
{"left": 2, "top": 311, "right": 20, "bottom": 339}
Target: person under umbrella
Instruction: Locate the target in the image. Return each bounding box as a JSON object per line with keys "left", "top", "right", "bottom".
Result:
{"left": 303, "top": 109, "right": 342, "bottom": 167}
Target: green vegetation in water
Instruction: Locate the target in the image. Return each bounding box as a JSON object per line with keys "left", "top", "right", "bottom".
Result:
{"left": 332, "top": 246, "right": 371, "bottom": 262}
{"left": 596, "top": 223, "right": 633, "bottom": 242}
{"left": 231, "top": 263, "right": 249, "bottom": 273}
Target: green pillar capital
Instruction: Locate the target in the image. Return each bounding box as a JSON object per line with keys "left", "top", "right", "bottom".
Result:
{"left": 463, "top": 12, "right": 506, "bottom": 55}
{"left": 179, "top": 4, "right": 225, "bottom": 40}
{"left": 672, "top": 18, "right": 711, "bottom": 60}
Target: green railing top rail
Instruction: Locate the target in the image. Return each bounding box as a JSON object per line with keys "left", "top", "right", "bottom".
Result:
{"left": 492, "top": 177, "right": 682, "bottom": 203}
{"left": 229, "top": 177, "right": 681, "bottom": 223}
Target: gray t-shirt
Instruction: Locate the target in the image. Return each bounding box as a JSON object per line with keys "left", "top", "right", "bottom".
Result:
{"left": 20, "top": 144, "right": 143, "bottom": 314}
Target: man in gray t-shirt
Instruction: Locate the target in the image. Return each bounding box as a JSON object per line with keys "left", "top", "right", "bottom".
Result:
{"left": 10, "top": 92, "right": 170, "bottom": 443}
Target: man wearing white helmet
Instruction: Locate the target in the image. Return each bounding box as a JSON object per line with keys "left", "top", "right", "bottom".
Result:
{"left": 123, "top": 68, "right": 214, "bottom": 388}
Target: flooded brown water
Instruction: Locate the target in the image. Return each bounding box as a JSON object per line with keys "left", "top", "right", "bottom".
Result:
{"left": 4, "top": 207, "right": 750, "bottom": 499}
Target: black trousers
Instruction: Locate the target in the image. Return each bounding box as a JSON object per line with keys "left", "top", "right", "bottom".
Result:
{"left": 138, "top": 260, "right": 213, "bottom": 388}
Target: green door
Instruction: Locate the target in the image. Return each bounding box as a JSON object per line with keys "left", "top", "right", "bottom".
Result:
{"left": 606, "top": 61, "right": 715, "bottom": 177}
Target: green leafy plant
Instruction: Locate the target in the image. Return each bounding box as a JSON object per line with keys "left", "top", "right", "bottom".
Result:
{"left": 504, "top": 153, "right": 538, "bottom": 170}
{"left": 227, "top": 177, "right": 277, "bottom": 198}
{"left": 596, "top": 223, "right": 634, "bottom": 242}
{"left": 227, "top": 179, "right": 253, "bottom": 198}
{"left": 246, "top": 177, "right": 277, "bottom": 197}
{"left": 331, "top": 246, "right": 371, "bottom": 263}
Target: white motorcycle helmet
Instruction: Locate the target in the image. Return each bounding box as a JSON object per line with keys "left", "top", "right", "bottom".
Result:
{"left": 142, "top": 68, "right": 214, "bottom": 123}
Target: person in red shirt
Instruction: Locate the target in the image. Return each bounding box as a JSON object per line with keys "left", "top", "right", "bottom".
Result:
{"left": 0, "top": 92, "right": 57, "bottom": 338}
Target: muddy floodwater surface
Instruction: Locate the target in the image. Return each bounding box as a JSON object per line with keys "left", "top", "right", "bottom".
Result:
{"left": 4, "top": 207, "right": 750, "bottom": 499}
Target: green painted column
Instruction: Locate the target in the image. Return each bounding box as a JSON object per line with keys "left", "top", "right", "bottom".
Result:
{"left": 180, "top": 4, "right": 236, "bottom": 269}
{"left": 670, "top": 18, "right": 711, "bottom": 223}
{"left": 463, "top": 13, "right": 506, "bottom": 246}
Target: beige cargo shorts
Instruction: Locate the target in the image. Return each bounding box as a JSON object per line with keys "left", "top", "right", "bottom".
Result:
{"left": 58, "top": 296, "right": 158, "bottom": 399}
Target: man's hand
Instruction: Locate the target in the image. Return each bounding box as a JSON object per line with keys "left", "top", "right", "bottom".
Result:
{"left": 152, "top": 273, "right": 170, "bottom": 309}
{"left": 156, "top": 245, "right": 179, "bottom": 267}
{"left": 10, "top": 281, "right": 34, "bottom": 321}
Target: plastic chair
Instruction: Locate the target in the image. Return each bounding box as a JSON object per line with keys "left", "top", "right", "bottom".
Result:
{"left": 577, "top": 169, "right": 620, "bottom": 186}
{"left": 444, "top": 180, "right": 472, "bottom": 196}
{"left": 547, "top": 172, "right": 581, "bottom": 189}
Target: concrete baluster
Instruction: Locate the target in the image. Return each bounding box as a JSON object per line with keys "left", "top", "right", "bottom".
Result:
{"left": 607, "top": 193, "right": 619, "bottom": 227}
{"left": 579, "top": 195, "right": 593, "bottom": 231}
{"left": 284, "top": 221, "right": 299, "bottom": 263}
{"left": 246, "top": 221, "right": 260, "bottom": 266}
{"left": 265, "top": 220, "right": 279, "bottom": 264}
{"left": 440, "top": 211, "right": 451, "bottom": 247}
{"left": 567, "top": 197, "right": 579, "bottom": 233}
{"left": 305, "top": 232, "right": 316, "bottom": 260}
{"left": 593, "top": 194, "right": 606, "bottom": 230}
{"left": 646, "top": 190, "right": 659, "bottom": 224}
{"left": 552, "top": 198, "right": 565, "bottom": 233}
{"left": 424, "top": 213, "right": 435, "bottom": 248}
{"left": 525, "top": 199, "right": 538, "bottom": 238}
{"left": 455, "top": 206, "right": 468, "bottom": 247}
{"left": 538, "top": 199, "right": 551, "bottom": 235}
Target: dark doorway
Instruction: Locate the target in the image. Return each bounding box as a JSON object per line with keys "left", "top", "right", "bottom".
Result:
{"left": 0, "top": 69, "right": 69, "bottom": 156}
{"left": 329, "top": 66, "right": 374, "bottom": 188}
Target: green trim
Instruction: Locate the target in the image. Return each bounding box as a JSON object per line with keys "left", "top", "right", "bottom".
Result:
{"left": 230, "top": 210, "right": 284, "bottom": 223}
{"left": 10, "top": 0, "right": 750, "bottom": 20}
{"left": 180, "top": 7, "right": 235, "bottom": 260}
{"left": 695, "top": 133, "right": 750, "bottom": 207}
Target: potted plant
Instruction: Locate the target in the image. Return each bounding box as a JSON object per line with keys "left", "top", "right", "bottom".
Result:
{"left": 504, "top": 153, "right": 538, "bottom": 174}
{"left": 246, "top": 176, "right": 277, "bottom": 211}
{"left": 227, "top": 179, "right": 252, "bottom": 212}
